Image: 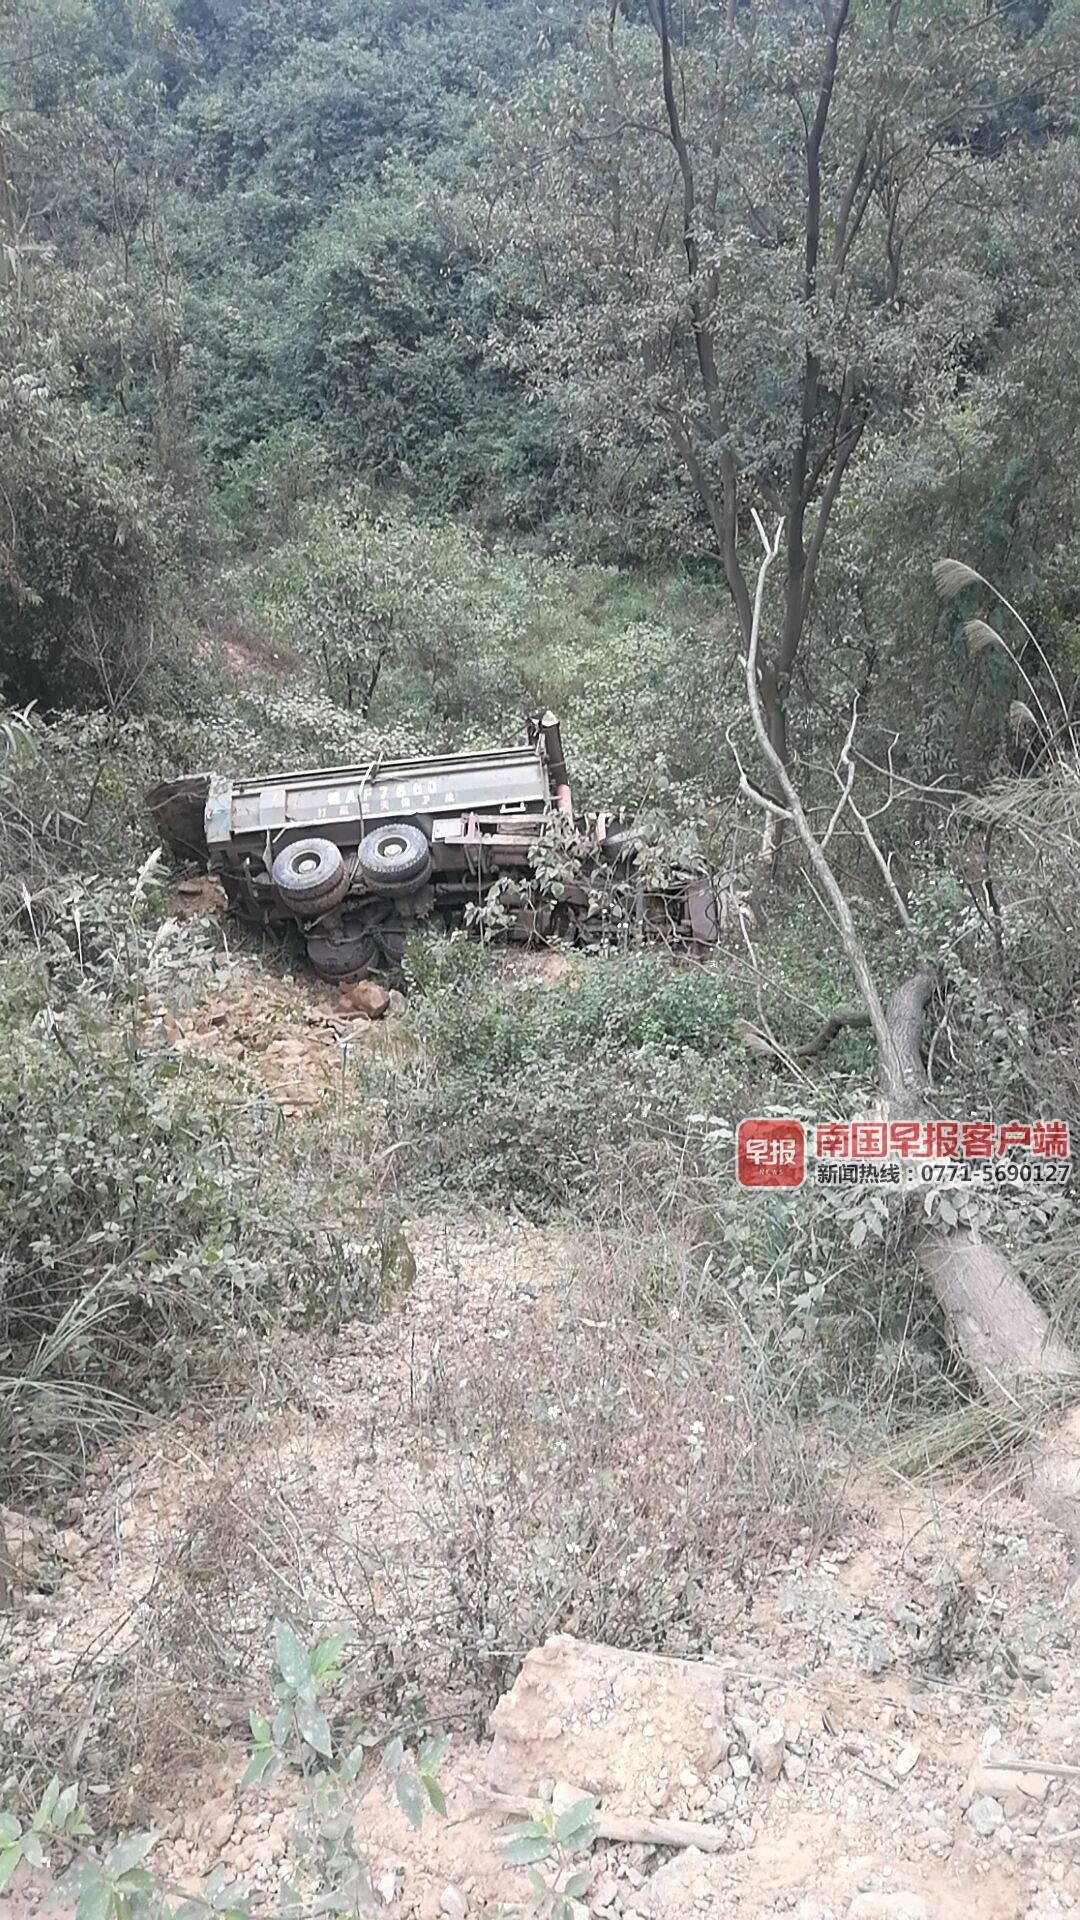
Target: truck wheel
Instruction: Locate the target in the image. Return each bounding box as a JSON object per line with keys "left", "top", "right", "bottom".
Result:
{"left": 306, "top": 929, "right": 379, "bottom": 980}
{"left": 601, "top": 826, "right": 638, "bottom": 867}
{"left": 272, "top": 838, "right": 348, "bottom": 912}
{"left": 356, "top": 823, "right": 431, "bottom": 894}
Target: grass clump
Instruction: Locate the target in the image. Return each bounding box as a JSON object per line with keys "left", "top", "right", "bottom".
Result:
{"left": 379, "top": 937, "right": 742, "bottom": 1213}
{"left": 0, "top": 942, "right": 390, "bottom": 1503}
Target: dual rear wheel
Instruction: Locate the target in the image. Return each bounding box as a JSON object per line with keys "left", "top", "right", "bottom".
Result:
{"left": 270, "top": 825, "right": 430, "bottom": 981}
{"left": 271, "top": 822, "right": 431, "bottom": 914}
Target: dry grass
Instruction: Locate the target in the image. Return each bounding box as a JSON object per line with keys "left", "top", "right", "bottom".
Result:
{"left": 411, "top": 1221, "right": 850, "bottom": 1716}
{"left": 4, "top": 1210, "right": 858, "bottom": 1804}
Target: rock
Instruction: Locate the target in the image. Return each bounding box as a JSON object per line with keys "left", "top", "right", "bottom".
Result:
{"left": 440, "top": 1888, "right": 468, "bottom": 1920}
{"left": 590, "top": 1872, "right": 619, "bottom": 1910}
{"left": 387, "top": 989, "right": 407, "bottom": 1017}
{"left": 209, "top": 1807, "right": 236, "bottom": 1850}
{"left": 967, "top": 1795, "right": 1005, "bottom": 1838}
{"left": 486, "top": 1636, "right": 728, "bottom": 1808}
{"left": 176, "top": 875, "right": 228, "bottom": 916}
{"left": 639, "top": 1848, "right": 708, "bottom": 1919}
{"left": 340, "top": 980, "right": 391, "bottom": 1020}
{"left": 376, "top": 1867, "right": 403, "bottom": 1906}
{"left": 552, "top": 1780, "right": 591, "bottom": 1818}
{"left": 963, "top": 1766, "right": 1047, "bottom": 1807}
{"left": 783, "top": 1754, "right": 807, "bottom": 1782}
{"left": 750, "top": 1718, "right": 786, "bottom": 1782}
{"left": 893, "top": 1744, "right": 921, "bottom": 1778}
{"left": 731, "top": 1754, "right": 751, "bottom": 1781}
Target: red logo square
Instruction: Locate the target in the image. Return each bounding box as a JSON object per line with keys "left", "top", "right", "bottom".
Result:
{"left": 737, "top": 1118, "right": 806, "bottom": 1189}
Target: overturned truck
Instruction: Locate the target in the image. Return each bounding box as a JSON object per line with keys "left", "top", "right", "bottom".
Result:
{"left": 148, "top": 714, "right": 717, "bottom": 980}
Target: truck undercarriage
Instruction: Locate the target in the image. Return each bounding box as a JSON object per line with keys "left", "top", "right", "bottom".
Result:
{"left": 148, "top": 715, "right": 718, "bottom": 981}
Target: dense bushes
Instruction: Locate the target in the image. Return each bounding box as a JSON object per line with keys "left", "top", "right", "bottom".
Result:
{"left": 0, "top": 878, "right": 391, "bottom": 1500}
{"left": 0, "top": 936, "right": 378, "bottom": 1489}
{"left": 371, "top": 939, "right": 741, "bottom": 1211}
{"left": 0, "top": 283, "right": 189, "bottom": 714}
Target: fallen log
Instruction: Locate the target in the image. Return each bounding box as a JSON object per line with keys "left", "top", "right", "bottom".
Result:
{"left": 485, "top": 1789, "right": 727, "bottom": 1854}
{"left": 738, "top": 1006, "right": 871, "bottom": 1061}
{"left": 737, "top": 523, "right": 1080, "bottom": 1545}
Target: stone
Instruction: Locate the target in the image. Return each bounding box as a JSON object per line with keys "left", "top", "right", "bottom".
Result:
{"left": 486, "top": 1636, "right": 733, "bottom": 1814}
{"left": 387, "top": 989, "right": 407, "bottom": 1017}
{"left": 340, "top": 980, "right": 391, "bottom": 1020}
{"left": 375, "top": 1867, "right": 403, "bottom": 1906}
{"left": 210, "top": 1808, "right": 236, "bottom": 1850}
{"left": 439, "top": 1888, "right": 468, "bottom": 1920}
{"left": 893, "top": 1744, "right": 921, "bottom": 1779}
{"left": 552, "top": 1780, "right": 591, "bottom": 1817}
{"left": 967, "top": 1796, "right": 1005, "bottom": 1838}
{"left": 751, "top": 1718, "right": 786, "bottom": 1782}
{"left": 640, "top": 1848, "right": 708, "bottom": 1918}
{"left": 964, "top": 1766, "right": 1047, "bottom": 1807}
{"left": 590, "top": 1873, "right": 619, "bottom": 1910}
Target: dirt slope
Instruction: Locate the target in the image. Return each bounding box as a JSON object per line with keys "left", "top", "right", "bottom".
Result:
{"left": 3, "top": 959, "right": 1080, "bottom": 1919}
{"left": 4, "top": 1207, "right": 1080, "bottom": 1918}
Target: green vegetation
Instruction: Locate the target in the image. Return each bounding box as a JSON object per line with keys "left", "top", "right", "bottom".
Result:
{"left": 2, "top": 0, "right": 1080, "bottom": 1881}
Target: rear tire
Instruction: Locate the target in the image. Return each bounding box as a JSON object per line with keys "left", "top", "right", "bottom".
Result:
{"left": 601, "top": 826, "right": 638, "bottom": 867}
{"left": 356, "top": 823, "right": 431, "bottom": 894}
{"left": 272, "top": 838, "right": 348, "bottom": 913}
{"left": 306, "top": 928, "right": 379, "bottom": 980}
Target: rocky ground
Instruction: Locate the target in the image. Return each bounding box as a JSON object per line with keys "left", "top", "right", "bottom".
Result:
{"left": 4, "top": 960, "right": 1080, "bottom": 1920}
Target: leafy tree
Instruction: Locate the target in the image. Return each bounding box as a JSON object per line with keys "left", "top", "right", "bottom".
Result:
{"left": 0, "top": 0, "right": 201, "bottom": 709}
{"left": 480, "top": 0, "right": 1078, "bottom": 811}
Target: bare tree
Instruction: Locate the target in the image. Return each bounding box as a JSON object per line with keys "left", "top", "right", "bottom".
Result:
{"left": 739, "top": 518, "right": 1080, "bottom": 1538}
{"left": 646, "top": 0, "right": 863, "bottom": 798}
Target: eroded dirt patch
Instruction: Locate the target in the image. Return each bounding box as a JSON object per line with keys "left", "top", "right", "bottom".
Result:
{"left": 151, "top": 953, "right": 407, "bottom": 1114}
{"left": 4, "top": 1214, "right": 1080, "bottom": 1919}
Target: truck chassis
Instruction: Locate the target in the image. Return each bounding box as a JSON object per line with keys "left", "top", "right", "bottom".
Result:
{"left": 148, "top": 715, "right": 717, "bottom": 980}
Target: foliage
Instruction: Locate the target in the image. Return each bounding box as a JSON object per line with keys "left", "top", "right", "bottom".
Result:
{"left": 3, "top": 1625, "right": 446, "bottom": 1920}
{"left": 0, "top": 876, "right": 394, "bottom": 1497}
{"left": 0, "top": 1778, "right": 92, "bottom": 1894}
{"left": 499, "top": 1794, "right": 597, "bottom": 1919}
{"left": 0, "top": 0, "right": 207, "bottom": 711}
{"left": 478, "top": 0, "right": 1080, "bottom": 777}
{"left": 380, "top": 938, "right": 743, "bottom": 1212}
{"left": 256, "top": 492, "right": 551, "bottom": 722}
{"left": 0, "top": 243, "right": 190, "bottom": 712}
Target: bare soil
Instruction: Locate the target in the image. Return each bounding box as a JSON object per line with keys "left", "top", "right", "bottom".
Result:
{"left": 4, "top": 964, "right": 1080, "bottom": 1920}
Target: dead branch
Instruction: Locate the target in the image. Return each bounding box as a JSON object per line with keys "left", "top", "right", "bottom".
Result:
{"left": 0, "top": 1513, "right": 11, "bottom": 1611}
{"left": 738, "top": 523, "right": 1080, "bottom": 1540}
{"left": 737, "top": 1007, "right": 871, "bottom": 1061}
{"left": 486, "top": 1789, "right": 727, "bottom": 1854}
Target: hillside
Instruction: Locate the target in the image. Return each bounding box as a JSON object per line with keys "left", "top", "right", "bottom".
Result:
{"left": 2, "top": 0, "right": 1080, "bottom": 1915}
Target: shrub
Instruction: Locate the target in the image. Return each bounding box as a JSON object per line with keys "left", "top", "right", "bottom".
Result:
{"left": 0, "top": 917, "right": 392, "bottom": 1499}
{"left": 369, "top": 938, "right": 742, "bottom": 1213}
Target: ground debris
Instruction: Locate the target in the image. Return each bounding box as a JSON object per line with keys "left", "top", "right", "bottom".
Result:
{"left": 4, "top": 1209, "right": 1080, "bottom": 1920}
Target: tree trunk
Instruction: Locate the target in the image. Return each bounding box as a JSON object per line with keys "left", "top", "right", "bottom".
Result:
{"left": 737, "top": 523, "right": 1080, "bottom": 1543}
{"left": 0, "top": 1512, "right": 12, "bottom": 1611}
{"left": 882, "top": 973, "right": 1080, "bottom": 1542}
